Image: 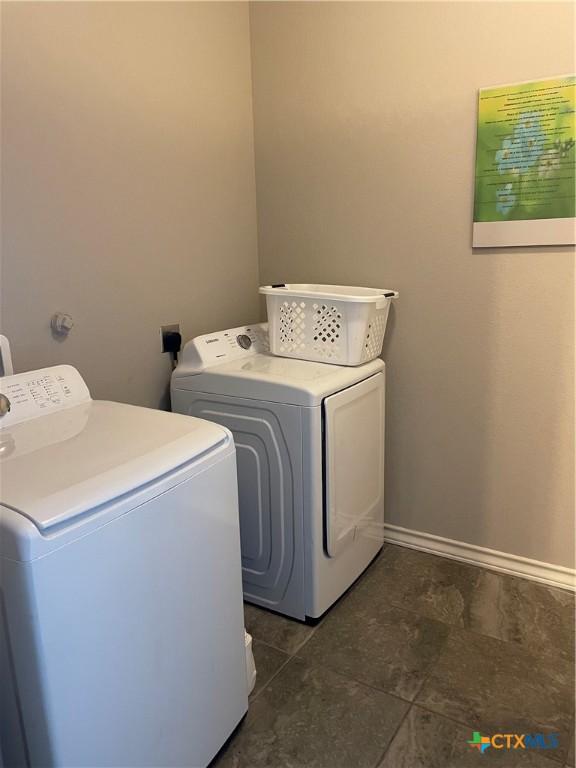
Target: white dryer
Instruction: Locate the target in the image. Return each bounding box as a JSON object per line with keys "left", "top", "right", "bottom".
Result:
{"left": 0, "top": 365, "right": 248, "bottom": 768}
{"left": 171, "top": 324, "right": 386, "bottom": 621}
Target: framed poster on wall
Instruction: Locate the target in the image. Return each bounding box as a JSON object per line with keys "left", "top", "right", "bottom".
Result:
{"left": 473, "top": 75, "right": 575, "bottom": 247}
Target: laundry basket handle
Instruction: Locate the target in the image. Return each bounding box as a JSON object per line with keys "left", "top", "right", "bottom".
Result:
{"left": 376, "top": 291, "right": 399, "bottom": 310}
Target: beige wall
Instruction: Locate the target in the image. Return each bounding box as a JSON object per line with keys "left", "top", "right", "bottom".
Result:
{"left": 250, "top": 2, "right": 575, "bottom": 567}
{"left": 1, "top": 1, "right": 573, "bottom": 568}
{"left": 1, "top": 2, "right": 259, "bottom": 408}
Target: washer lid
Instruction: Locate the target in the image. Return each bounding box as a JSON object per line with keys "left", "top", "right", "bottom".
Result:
{"left": 0, "top": 400, "right": 229, "bottom": 531}
{"left": 172, "top": 353, "right": 384, "bottom": 406}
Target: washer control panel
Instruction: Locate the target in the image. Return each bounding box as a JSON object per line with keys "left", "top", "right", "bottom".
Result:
{"left": 177, "top": 324, "right": 269, "bottom": 373}
{"left": 0, "top": 365, "right": 91, "bottom": 428}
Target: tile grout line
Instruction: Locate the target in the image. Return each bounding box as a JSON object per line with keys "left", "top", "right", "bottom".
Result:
{"left": 249, "top": 623, "right": 322, "bottom": 658}
{"left": 290, "top": 621, "right": 322, "bottom": 655}
{"left": 248, "top": 616, "right": 324, "bottom": 702}
{"left": 290, "top": 652, "right": 416, "bottom": 711}
{"left": 439, "top": 620, "right": 576, "bottom": 667}
{"left": 291, "top": 619, "right": 452, "bottom": 712}
{"left": 248, "top": 653, "right": 295, "bottom": 704}
{"left": 407, "top": 620, "right": 453, "bottom": 704}
{"left": 250, "top": 635, "right": 296, "bottom": 656}
{"left": 369, "top": 701, "right": 414, "bottom": 768}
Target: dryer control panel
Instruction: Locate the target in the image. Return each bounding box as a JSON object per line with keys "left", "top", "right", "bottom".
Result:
{"left": 177, "top": 324, "right": 269, "bottom": 374}
{"left": 0, "top": 365, "right": 91, "bottom": 427}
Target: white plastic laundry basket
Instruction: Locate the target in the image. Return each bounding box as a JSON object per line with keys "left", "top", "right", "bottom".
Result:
{"left": 259, "top": 284, "right": 398, "bottom": 366}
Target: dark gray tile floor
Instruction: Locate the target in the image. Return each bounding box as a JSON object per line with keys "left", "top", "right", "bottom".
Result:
{"left": 213, "top": 545, "right": 575, "bottom": 768}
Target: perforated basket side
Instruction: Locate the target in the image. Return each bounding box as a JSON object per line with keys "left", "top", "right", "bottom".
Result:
{"left": 310, "top": 301, "right": 346, "bottom": 363}
{"left": 360, "top": 304, "right": 390, "bottom": 363}
{"left": 277, "top": 300, "right": 307, "bottom": 355}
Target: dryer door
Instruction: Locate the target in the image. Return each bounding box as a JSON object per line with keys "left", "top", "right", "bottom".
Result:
{"left": 324, "top": 373, "right": 385, "bottom": 557}
{"left": 173, "top": 392, "right": 306, "bottom": 620}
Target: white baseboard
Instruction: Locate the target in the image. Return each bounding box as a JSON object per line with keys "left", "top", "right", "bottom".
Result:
{"left": 384, "top": 524, "right": 576, "bottom": 592}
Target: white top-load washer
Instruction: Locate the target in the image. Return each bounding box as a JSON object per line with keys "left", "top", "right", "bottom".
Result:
{"left": 0, "top": 365, "right": 248, "bottom": 768}
{"left": 171, "top": 324, "right": 386, "bottom": 621}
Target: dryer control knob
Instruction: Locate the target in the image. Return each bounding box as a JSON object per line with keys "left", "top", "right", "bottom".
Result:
{"left": 236, "top": 334, "right": 252, "bottom": 350}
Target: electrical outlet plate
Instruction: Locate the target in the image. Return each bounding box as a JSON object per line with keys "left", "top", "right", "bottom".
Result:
{"left": 161, "top": 324, "right": 181, "bottom": 353}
